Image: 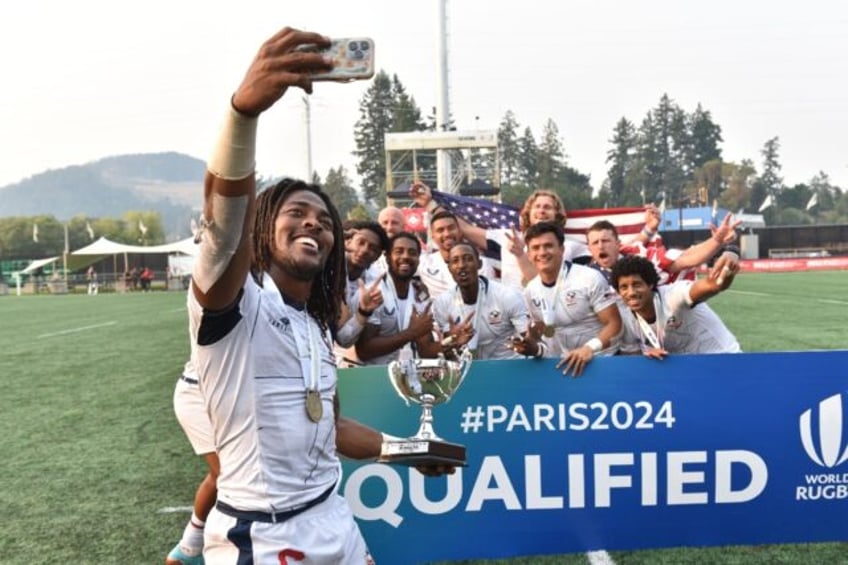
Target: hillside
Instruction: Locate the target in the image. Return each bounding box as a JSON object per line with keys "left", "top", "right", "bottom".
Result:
{"left": 0, "top": 152, "right": 206, "bottom": 239}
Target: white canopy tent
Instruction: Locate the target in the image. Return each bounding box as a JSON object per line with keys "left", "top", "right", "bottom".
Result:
{"left": 71, "top": 236, "right": 199, "bottom": 257}
{"left": 18, "top": 236, "right": 198, "bottom": 276}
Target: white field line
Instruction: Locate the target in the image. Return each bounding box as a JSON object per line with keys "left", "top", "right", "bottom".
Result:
{"left": 725, "top": 290, "right": 771, "bottom": 297}
{"left": 726, "top": 289, "right": 848, "bottom": 306}
{"left": 587, "top": 550, "right": 616, "bottom": 565}
{"left": 37, "top": 321, "right": 118, "bottom": 339}
{"left": 816, "top": 299, "right": 848, "bottom": 306}
{"left": 157, "top": 505, "right": 194, "bottom": 514}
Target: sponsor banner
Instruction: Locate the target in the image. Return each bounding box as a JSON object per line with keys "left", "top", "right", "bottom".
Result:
{"left": 338, "top": 351, "right": 848, "bottom": 565}
{"left": 741, "top": 257, "right": 848, "bottom": 272}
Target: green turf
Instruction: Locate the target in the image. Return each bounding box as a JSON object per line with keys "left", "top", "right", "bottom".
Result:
{"left": 0, "top": 271, "right": 845, "bottom": 564}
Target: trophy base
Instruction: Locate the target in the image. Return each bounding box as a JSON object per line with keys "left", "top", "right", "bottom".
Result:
{"left": 377, "top": 439, "right": 466, "bottom": 467}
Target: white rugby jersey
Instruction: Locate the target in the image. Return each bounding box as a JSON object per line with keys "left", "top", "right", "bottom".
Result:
{"left": 433, "top": 277, "right": 530, "bottom": 360}
{"left": 417, "top": 250, "right": 496, "bottom": 299}
{"left": 188, "top": 272, "right": 339, "bottom": 513}
{"left": 364, "top": 277, "right": 432, "bottom": 366}
{"left": 524, "top": 262, "right": 619, "bottom": 357}
{"left": 619, "top": 282, "right": 741, "bottom": 354}
{"left": 486, "top": 228, "right": 591, "bottom": 292}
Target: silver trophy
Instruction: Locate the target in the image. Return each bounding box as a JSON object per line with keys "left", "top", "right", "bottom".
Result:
{"left": 379, "top": 349, "right": 473, "bottom": 466}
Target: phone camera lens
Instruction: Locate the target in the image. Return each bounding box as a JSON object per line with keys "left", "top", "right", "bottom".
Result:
{"left": 348, "top": 41, "right": 358, "bottom": 51}
{"left": 359, "top": 41, "right": 370, "bottom": 50}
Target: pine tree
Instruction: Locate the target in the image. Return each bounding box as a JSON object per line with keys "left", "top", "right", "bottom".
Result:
{"left": 750, "top": 136, "right": 783, "bottom": 220}
{"left": 498, "top": 111, "right": 521, "bottom": 185}
{"left": 322, "top": 166, "right": 360, "bottom": 219}
{"left": 536, "top": 118, "right": 565, "bottom": 190}
{"left": 353, "top": 71, "right": 394, "bottom": 205}
{"left": 605, "top": 117, "right": 638, "bottom": 206}
{"left": 516, "top": 127, "right": 538, "bottom": 189}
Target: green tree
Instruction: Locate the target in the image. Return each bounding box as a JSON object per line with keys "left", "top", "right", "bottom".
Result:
{"left": 536, "top": 118, "right": 565, "bottom": 191}
{"left": 323, "top": 166, "right": 360, "bottom": 219}
{"left": 122, "top": 211, "right": 165, "bottom": 245}
{"left": 604, "top": 117, "right": 638, "bottom": 206}
{"left": 718, "top": 159, "right": 757, "bottom": 213}
{"left": 498, "top": 111, "right": 521, "bottom": 185}
{"left": 687, "top": 103, "right": 723, "bottom": 168}
{"left": 353, "top": 72, "right": 427, "bottom": 206}
{"left": 353, "top": 70, "right": 394, "bottom": 205}
{"left": 516, "top": 127, "right": 538, "bottom": 189}
{"left": 635, "top": 94, "right": 689, "bottom": 206}
{"left": 750, "top": 137, "right": 783, "bottom": 223}
{"left": 391, "top": 75, "right": 425, "bottom": 132}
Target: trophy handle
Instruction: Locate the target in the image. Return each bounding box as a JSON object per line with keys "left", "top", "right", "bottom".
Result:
{"left": 458, "top": 347, "right": 474, "bottom": 379}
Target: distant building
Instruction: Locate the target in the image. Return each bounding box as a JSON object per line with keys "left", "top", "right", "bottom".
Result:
{"left": 660, "top": 206, "right": 765, "bottom": 231}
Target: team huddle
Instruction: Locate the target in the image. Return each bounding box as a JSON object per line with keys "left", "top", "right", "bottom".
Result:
{"left": 166, "top": 24, "right": 743, "bottom": 565}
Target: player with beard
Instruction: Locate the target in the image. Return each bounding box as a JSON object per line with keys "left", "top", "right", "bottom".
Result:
{"left": 523, "top": 222, "right": 622, "bottom": 377}
{"left": 355, "top": 232, "right": 441, "bottom": 365}
{"left": 416, "top": 209, "right": 495, "bottom": 299}
{"left": 186, "top": 25, "right": 452, "bottom": 564}
{"left": 433, "top": 242, "right": 539, "bottom": 360}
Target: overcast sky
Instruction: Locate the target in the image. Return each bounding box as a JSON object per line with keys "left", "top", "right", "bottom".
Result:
{"left": 1, "top": 0, "right": 846, "bottom": 198}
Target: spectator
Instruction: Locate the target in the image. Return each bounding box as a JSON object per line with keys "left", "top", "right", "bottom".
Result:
{"left": 86, "top": 266, "right": 99, "bottom": 295}
{"left": 140, "top": 267, "right": 153, "bottom": 291}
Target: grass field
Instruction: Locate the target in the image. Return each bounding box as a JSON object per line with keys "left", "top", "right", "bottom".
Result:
{"left": 0, "top": 271, "right": 846, "bottom": 564}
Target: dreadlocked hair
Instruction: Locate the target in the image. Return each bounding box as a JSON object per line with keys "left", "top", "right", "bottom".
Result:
{"left": 250, "top": 178, "right": 346, "bottom": 338}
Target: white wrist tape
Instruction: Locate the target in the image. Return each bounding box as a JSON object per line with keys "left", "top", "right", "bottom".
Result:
{"left": 193, "top": 193, "right": 249, "bottom": 294}
{"left": 585, "top": 337, "right": 603, "bottom": 354}
{"left": 208, "top": 105, "right": 258, "bottom": 181}
{"left": 534, "top": 341, "right": 547, "bottom": 358}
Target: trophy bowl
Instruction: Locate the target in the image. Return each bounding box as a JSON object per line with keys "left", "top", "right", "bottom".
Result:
{"left": 379, "top": 349, "right": 473, "bottom": 466}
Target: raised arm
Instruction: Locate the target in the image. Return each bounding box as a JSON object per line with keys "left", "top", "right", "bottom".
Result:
{"left": 667, "top": 213, "right": 741, "bottom": 273}
{"left": 688, "top": 251, "right": 740, "bottom": 305}
{"left": 193, "top": 27, "right": 332, "bottom": 310}
{"left": 408, "top": 182, "right": 488, "bottom": 250}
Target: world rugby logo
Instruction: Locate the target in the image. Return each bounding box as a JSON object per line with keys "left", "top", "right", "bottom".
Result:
{"left": 799, "top": 393, "right": 848, "bottom": 468}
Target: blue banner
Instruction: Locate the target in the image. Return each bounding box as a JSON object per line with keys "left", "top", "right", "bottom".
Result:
{"left": 338, "top": 351, "right": 848, "bottom": 564}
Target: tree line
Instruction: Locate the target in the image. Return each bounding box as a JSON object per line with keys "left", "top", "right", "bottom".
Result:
{"left": 0, "top": 212, "right": 165, "bottom": 261}
{"left": 321, "top": 71, "right": 848, "bottom": 225}
{"left": 6, "top": 73, "right": 848, "bottom": 260}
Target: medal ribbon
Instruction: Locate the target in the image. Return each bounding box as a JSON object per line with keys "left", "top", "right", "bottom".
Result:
{"left": 541, "top": 262, "right": 571, "bottom": 327}
{"left": 453, "top": 278, "right": 486, "bottom": 351}
{"left": 286, "top": 302, "right": 321, "bottom": 397}
{"left": 634, "top": 292, "right": 665, "bottom": 350}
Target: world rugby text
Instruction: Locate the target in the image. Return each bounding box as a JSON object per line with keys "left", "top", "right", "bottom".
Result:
{"left": 459, "top": 401, "right": 676, "bottom": 434}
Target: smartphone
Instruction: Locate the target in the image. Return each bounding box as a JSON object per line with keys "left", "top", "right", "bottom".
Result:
{"left": 300, "top": 37, "right": 375, "bottom": 82}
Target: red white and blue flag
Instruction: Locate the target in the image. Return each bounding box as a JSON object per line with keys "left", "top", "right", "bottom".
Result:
{"left": 429, "top": 190, "right": 645, "bottom": 242}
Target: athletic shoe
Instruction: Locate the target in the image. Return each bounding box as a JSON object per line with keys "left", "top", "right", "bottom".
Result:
{"left": 165, "top": 544, "right": 204, "bottom": 565}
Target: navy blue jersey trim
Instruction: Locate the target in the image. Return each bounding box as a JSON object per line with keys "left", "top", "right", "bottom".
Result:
{"left": 197, "top": 289, "right": 244, "bottom": 346}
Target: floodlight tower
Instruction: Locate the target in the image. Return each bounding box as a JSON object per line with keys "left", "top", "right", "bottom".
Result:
{"left": 435, "top": 0, "right": 452, "bottom": 191}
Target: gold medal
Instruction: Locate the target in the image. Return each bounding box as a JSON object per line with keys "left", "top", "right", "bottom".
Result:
{"left": 543, "top": 325, "right": 555, "bottom": 338}
{"left": 306, "top": 389, "right": 323, "bottom": 423}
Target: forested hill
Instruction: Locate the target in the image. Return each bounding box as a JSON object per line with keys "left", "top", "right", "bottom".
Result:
{"left": 0, "top": 152, "right": 206, "bottom": 236}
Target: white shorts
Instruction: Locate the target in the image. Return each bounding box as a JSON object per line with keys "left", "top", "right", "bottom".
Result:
{"left": 173, "top": 375, "right": 215, "bottom": 455}
{"left": 204, "top": 492, "right": 374, "bottom": 564}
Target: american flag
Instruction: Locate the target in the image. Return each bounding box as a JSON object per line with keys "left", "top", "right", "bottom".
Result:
{"left": 430, "top": 190, "right": 645, "bottom": 242}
